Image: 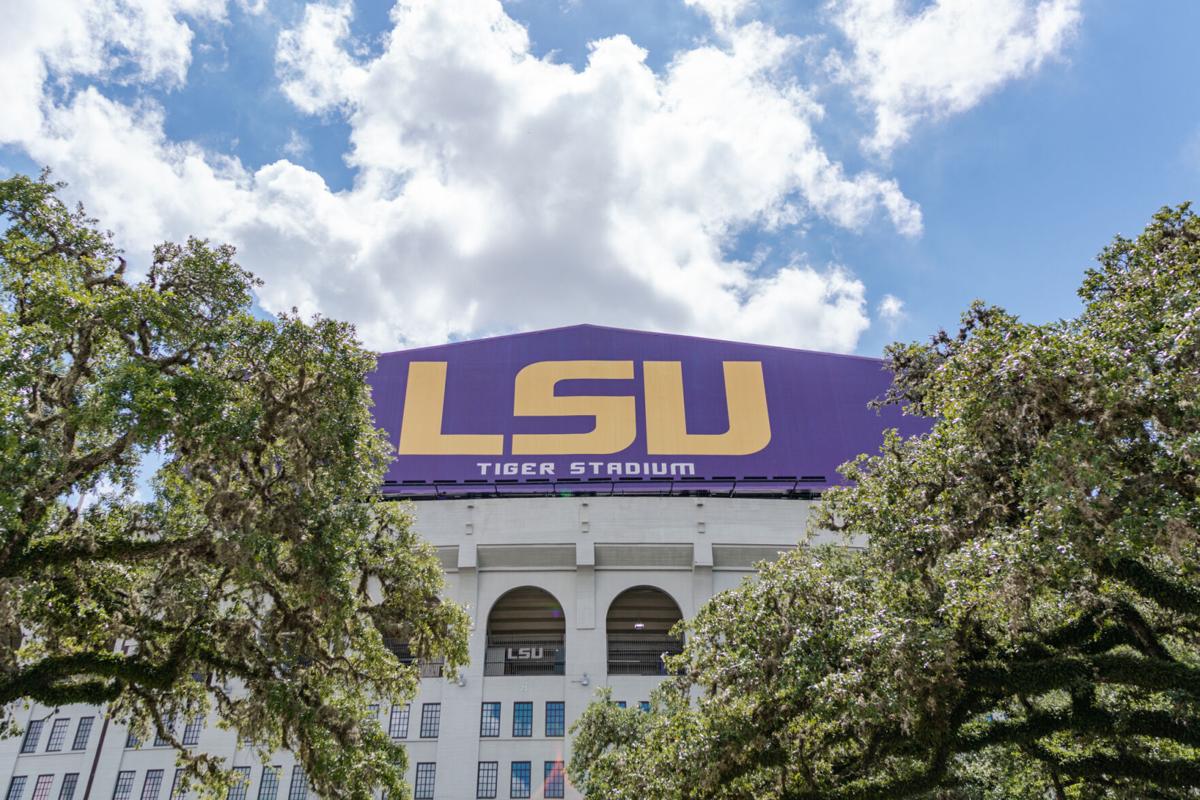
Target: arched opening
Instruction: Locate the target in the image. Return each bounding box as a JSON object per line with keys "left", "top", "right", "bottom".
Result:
{"left": 485, "top": 587, "right": 566, "bottom": 676}
{"left": 606, "top": 586, "right": 683, "bottom": 675}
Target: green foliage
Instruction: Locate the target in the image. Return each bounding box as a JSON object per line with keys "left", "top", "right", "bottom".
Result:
{"left": 570, "top": 204, "right": 1200, "bottom": 799}
{"left": 0, "top": 173, "right": 469, "bottom": 799}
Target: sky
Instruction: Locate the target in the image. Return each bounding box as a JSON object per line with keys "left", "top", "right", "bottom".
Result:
{"left": 1, "top": 0, "right": 1197, "bottom": 357}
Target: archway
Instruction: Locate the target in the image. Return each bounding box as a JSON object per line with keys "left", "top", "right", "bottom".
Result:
{"left": 485, "top": 587, "right": 566, "bottom": 676}
{"left": 606, "top": 586, "right": 683, "bottom": 675}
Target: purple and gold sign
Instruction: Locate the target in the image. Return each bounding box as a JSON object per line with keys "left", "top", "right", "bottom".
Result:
{"left": 368, "top": 325, "right": 929, "bottom": 496}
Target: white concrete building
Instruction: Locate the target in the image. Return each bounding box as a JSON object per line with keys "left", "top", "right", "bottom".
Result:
{"left": 2, "top": 326, "right": 925, "bottom": 800}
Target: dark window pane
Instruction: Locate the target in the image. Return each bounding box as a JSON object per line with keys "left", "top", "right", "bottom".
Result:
{"left": 21, "top": 720, "right": 44, "bottom": 753}
{"left": 419, "top": 704, "right": 440, "bottom": 738}
{"left": 510, "top": 763, "right": 530, "bottom": 799}
{"left": 71, "top": 718, "right": 94, "bottom": 751}
{"left": 256, "top": 767, "right": 280, "bottom": 800}
{"left": 112, "top": 772, "right": 136, "bottom": 800}
{"left": 479, "top": 703, "right": 500, "bottom": 737}
{"left": 544, "top": 702, "right": 564, "bottom": 737}
{"left": 543, "top": 762, "right": 565, "bottom": 799}
{"left": 475, "top": 763, "right": 498, "bottom": 799}
{"left": 512, "top": 702, "right": 532, "bottom": 737}
{"left": 413, "top": 764, "right": 435, "bottom": 800}
{"left": 45, "top": 719, "right": 70, "bottom": 752}
{"left": 225, "top": 769, "right": 249, "bottom": 800}
{"left": 140, "top": 771, "right": 163, "bottom": 800}
{"left": 5, "top": 778, "right": 27, "bottom": 800}
{"left": 57, "top": 776, "right": 79, "bottom": 800}
{"left": 388, "top": 705, "right": 409, "bottom": 739}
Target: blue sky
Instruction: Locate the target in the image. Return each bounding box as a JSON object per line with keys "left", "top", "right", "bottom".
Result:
{"left": 2, "top": 0, "right": 1197, "bottom": 357}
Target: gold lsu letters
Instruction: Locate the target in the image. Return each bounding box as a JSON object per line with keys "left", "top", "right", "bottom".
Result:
{"left": 397, "top": 360, "right": 771, "bottom": 457}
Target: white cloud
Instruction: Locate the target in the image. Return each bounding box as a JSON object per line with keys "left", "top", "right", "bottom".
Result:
{"left": 877, "top": 293, "right": 905, "bottom": 332}
{"left": 0, "top": 0, "right": 227, "bottom": 143}
{"left": 3, "top": 0, "right": 1078, "bottom": 355}
{"left": 2, "top": 0, "right": 933, "bottom": 353}
{"left": 828, "top": 0, "right": 1081, "bottom": 155}
{"left": 684, "top": 0, "right": 757, "bottom": 30}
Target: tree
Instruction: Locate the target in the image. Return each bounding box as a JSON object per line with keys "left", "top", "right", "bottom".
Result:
{"left": 0, "top": 173, "right": 469, "bottom": 799}
{"left": 570, "top": 204, "right": 1200, "bottom": 799}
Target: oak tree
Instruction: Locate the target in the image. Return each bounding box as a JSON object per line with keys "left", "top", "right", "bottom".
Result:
{"left": 570, "top": 204, "right": 1200, "bottom": 799}
{"left": 0, "top": 173, "right": 468, "bottom": 799}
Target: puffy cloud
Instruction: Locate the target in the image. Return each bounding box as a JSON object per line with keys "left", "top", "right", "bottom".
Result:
{"left": 829, "top": 0, "right": 1081, "bottom": 155}
{"left": 2, "top": 0, "right": 925, "bottom": 352}
{"left": 683, "top": 0, "right": 757, "bottom": 30}
{"left": 2, "top": 0, "right": 1072, "bottom": 355}
{"left": 876, "top": 293, "right": 905, "bottom": 332}
{"left": 0, "top": 0, "right": 226, "bottom": 142}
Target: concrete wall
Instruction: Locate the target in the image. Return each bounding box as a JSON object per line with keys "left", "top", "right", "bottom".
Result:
{"left": 2, "top": 496, "right": 820, "bottom": 800}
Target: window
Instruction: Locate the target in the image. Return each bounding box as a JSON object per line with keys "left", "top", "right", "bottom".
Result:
{"left": 72, "top": 717, "right": 94, "bottom": 751}
{"left": 286, "top": 768, "right": 307, "bottom": 800}
{"left": 479, "top": 703, "right": 500, "bottom": 737}
{"left": 112, "top": 772, "right": 136, "bottom": 800}
{"left": 639, "top": 701, "right": 651, "bottom": 713}
{"left": 418, "top": 704, "right": 440, "bottom": 739}
{"left": 154, "top": 720, "right": 173, "bottom": 748}
{"left": 21, "top": 719, "right": 45, "bottom": 753}
{"left": 29, "top": 777, "right": 53, "bottom": 800}
{"left": 5, "top": 777, "right": 27, "bottom": 800}
{"left": 139, "top": 771, "right": 163, "bottom": 800}
{"left": 476, "top": 763, "right": 498, "bottom": 799}
{"left": 168, "top": 771, "right": 186, "bottom": 800}
{"left": 412, "top": 765, "right": 435, "bottom": 800}
{"left": 614, "top": 701, "right": 626, "bottom": 709}
{"left": 512, "top": 702, "right": 532, "bottom": 737}
{"left": 509, "top": 763, "right": 530, "bottom": 799}
{"left": 58, "top": 776, "right": 79, "bottom": 800}
{"left": 545, "top": 702, "right": 564, "bottom": 737}
{"left": 45, "top": 719, "right": 70, "bottom": 752}
{"left": 366, "top": 704, "right": 379, "bottom": 727}
{"left": 225, "top": 769, "right": 250, "bottom": 800}
{"left": 543, "top": 762, "right": 565, "bottom": 799}
{"left": 387, "top": 705, "right": 409, "bottom": 739}
{"left": 256, "top": 768, "right": 280, "bottom": 800}
{"left": 125, "top": 729, "right": 140, "bottom": 749}
{"left": 181, "top": 715, "right": 203, "bottom": 747}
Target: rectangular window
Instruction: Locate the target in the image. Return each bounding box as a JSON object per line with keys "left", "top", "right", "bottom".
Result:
{"left": 412, "top": 764, "right": 435, "bottom": 800}
{"left": 512, "top": 702, "right": 532, "bottom": 737}
{"left": 21, "top": 719, "right": 45, "bottom": 753}
{"left": 545, "top": 702, "right": 564, "bottom": 737}
{"left": 45, "top": 719, "right": 70, "bottom": 752}
{"left": 225, "top": 769, "right": 250, "bottom": 800}
{"left": 112, "top": 771, "right": 136, "bottom": 800}
{"left": 387, "top": 705, "right": 409, "bottom": 739}
{"left": 5, "top": 778, "right": 27, "bottom": 800}
{"left": 168, "top": 771, "right": 186, "bottom": 800}
{"left": 543, "top": 762, "right": 565, "bottom": 799}
{"left": 639, "top": 701, "right": 651, "bottom": 713}
{"left": 479, "top": 703, "right": 500, "bottom": 737}
{"left": 71, "top": 717, "right": 94, "bottom": 751}
{"left": 614, "top": 701, "right": 626, "bottom": 709}
{"left": 286, "top": 768, "right": 307, "bottom": 800}
{"left": 181, "top": 715, "right": 203, "bottom": 747}
{"left": 29, "top": 776, "right": 53, "bottom": 800}
{"left": 58, "top": 776, "right": 79, "bottom": 800}
{"left": 418, "top": 704, "right": 440, "bottom": 739}
{"left": 476, "top": 762, "right": 498, "bottom": 799}
{"left": 256, "top": 767, "right": 280, "bottom": 800}
{"left": 154, "top": 720, "right": 173, "bottom": 748}
{"left": 509, "top": 763, "right": 530, "bottom": 799}
{"left": 140, "top": 770, "right": 163, "bottom": 800}
{"left": 124, "top": 729, "right": 140, "bottom": 749}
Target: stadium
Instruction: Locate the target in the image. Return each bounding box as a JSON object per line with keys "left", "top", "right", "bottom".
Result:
{"left": 1, "top": 325, "right": 925, "bottom": 800}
